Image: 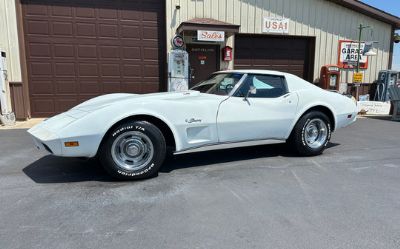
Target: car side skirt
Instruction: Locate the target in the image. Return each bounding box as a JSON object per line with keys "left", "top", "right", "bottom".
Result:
{"left": 174, "top": 139, "right": 285, "bottom": 155}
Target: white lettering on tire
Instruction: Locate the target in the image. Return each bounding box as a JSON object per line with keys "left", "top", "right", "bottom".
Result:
{"left": 112, "top": 125, "right": 145, "bottom": 137}
{"left": 117, "top": 163, "right": 155, "bottom": 177}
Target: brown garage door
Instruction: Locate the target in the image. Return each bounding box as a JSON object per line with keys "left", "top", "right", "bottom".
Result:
{"left": 22, "top": 0, "right": 165, "bottom": 117}
{"left": 235, "top": 35, "right": 314, "bottom": 81}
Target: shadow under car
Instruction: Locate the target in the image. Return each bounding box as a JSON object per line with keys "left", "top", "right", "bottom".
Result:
{"left": 23, "top": 142, "right": 339, "bottom": 183}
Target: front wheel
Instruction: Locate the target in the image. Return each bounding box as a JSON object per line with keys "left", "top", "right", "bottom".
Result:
{"left": 288, "top": 111, "right": 332, "bottom": 156}
{"left": 99, "top": 121, "right": 166, "bottom": 180}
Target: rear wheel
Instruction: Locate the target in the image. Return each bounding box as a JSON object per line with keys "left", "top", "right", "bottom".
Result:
{"left": 99, "top": 121, "right": 166, "bottom": 180}
{"left": 288, "top": 111, "right": 331, "bottom": 156}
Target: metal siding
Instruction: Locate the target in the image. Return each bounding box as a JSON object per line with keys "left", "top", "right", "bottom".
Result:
{"left": 240, "top": 1, "right": 248, "bottom": 33}
{"left": 254, "top": 0, "right": 262, "bottom": 34}
{"left": 10, "top": 83, "right": 27, "bottom": 119}
{"left": 203, "top": 0, "right": 210, "bottom": 18}
{"left": 233, "top": 0, "right": 241, "bottom": 27}
{"left": 226, "top": 0, "right": 234, "bottom": 24}
{"left": 0, "top": 0, "right": 22, "bottom": 83}
{"left": 209, "top": 0, "right": 216, "bottom": 19}
{"left": 247, "top": 0, "right": 256, "bottom": 34}
{"left": 167, "top": 0, "right": 393, "bottom": 83}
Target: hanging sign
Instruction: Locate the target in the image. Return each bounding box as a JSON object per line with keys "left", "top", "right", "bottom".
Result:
{"left": 197, "top": 30, "right": 225, "bottom": 42}
{"left": 263, "top": 17, "right": 289, "bottom": 33}
{"left": 338, "top": 40, "right": 368, "bottom": 69}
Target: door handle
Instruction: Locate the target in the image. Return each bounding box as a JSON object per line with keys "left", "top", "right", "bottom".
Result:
{"left": 282, "top": 93, "right": 293, "bottom": 104}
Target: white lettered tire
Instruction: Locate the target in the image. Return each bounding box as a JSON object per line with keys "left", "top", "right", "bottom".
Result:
{"left": 289, "top": 111, "right": 332, "bottom": 156}
{"left": 99, "top": 121, "right": 166, "bottom": 180}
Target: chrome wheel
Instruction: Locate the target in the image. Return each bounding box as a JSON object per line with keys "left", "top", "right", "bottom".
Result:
{"left": 304, "top": 118, "right": 328, "bottom": 149}
{"left": 111, "top": 131, "right": 154, "bottom": 171}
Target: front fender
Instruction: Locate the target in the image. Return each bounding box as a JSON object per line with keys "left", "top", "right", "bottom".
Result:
{"left": 100, "top": 109, "right": 183, "bottom": 152}
{"left": 60, "top": 107, "right": 183, "bottom": 158}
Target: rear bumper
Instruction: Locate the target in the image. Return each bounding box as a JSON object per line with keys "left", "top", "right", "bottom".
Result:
{"left": 336, "top": 112, "right": 357, "bottom": 129}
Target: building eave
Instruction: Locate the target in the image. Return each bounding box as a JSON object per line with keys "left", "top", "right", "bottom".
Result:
{"left": 327, "top": 0, "right": 400, "bottom": 29}
{"left": 177, "top": 18, "right": 240, "bottom": 34}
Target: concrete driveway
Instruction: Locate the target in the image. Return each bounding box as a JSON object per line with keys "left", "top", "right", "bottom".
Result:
{"left": 1, "top": 118, "right": 400, "bottom": 249}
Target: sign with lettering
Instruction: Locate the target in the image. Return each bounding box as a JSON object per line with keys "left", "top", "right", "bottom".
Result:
{"left": 197, "top": 30, "right": 225, "bottom": 42}
{"left": 171, "top": 35, "right": 184, "bottom": 49}
{"left": 263, "top": 17, "right": 289, "bottom": 33}
{"left": 338, "top": 40, "right": 368, "bottom": 69}
{"left": 353, "top": 72, "right": 363, "bottom": 83}
{"left": 357, "top": 101, "right": 390, "bottom": 115}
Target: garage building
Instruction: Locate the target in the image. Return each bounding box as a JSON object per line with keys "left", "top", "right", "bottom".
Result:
{"left": 0, "top": 0, "right": 399, "bottom": 119}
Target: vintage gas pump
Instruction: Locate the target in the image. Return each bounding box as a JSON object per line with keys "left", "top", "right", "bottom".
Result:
{"left": 0, "top": 50, "right": 16, "bottom": 126}
{"left": 168, "top": 49, "right": 189, "bottom": 92}
{"left": 168, "top": 35, "right": 189, "bottom": 92}
{"left": 319, "top": 65, "right": 340, "bottom": 91}
{"left": 373, "top": 70, "right": 400, "bottom": 101}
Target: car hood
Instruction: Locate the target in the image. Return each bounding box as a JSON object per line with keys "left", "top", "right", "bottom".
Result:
{"left": 28, "top": 90, "right": 224, "bottom": 140}
{"left": 72, "top": 90, "right": 207, "bottom": 112}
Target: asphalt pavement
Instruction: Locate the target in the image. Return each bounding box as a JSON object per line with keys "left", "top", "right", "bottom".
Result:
{"left": 1, "top": 117, "right": 400, "bottom": 249}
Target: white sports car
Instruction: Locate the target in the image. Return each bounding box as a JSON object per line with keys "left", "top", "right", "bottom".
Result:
{"left": 28, "top": 70, "right": 357, "bottom": 180}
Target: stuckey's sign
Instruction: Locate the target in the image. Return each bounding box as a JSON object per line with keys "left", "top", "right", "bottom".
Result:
{"left": 197, "top": 30, "right": 225, "bottom": 42}
{"left": 263, "top": 17, "right": 289, "bottom": 34}
{"left": 338, "top": 40, "right": 368, "bottom": 69}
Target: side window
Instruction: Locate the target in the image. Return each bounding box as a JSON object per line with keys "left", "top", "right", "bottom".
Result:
{"left": 234, "top": 74, "right": 287, "bottom": 98}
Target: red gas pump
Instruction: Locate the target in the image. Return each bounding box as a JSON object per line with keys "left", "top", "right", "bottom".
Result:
{"left": 319, "top": 65, "right": 340, "bottom": 91}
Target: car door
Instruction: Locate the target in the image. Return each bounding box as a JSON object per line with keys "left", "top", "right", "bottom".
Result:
{"left": 216, "top": 74, "right": 298, "bottom": 143}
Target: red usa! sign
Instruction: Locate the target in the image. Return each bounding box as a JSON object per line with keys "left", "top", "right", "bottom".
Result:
{"left": 263, "top": 17, "right": 289, "bottom": 34}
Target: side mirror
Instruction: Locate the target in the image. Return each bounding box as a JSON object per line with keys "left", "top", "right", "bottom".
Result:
{"left": 249, "top": 86, "right": 257, "bottom": 95}
{"left": 244, "top": 86, "right": 256, "bottom": 101}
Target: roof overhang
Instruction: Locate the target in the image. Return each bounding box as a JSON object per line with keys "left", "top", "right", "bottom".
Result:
{"left": 177, "top": 18, "right": 240, "bottom": 34}
{"left": 327, "top": 0, "right": 400, "bottom": 29}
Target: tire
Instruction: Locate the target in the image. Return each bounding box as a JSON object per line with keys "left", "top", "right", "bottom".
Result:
{"left": 99, "top": 120, "right": 166, "bottom": 180}
{"left": 288, "top": 111, "right": 332, "bottom": 156}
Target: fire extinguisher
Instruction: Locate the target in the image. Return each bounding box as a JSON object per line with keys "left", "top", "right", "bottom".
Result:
{"left": 222, "top": 46, "right": 233, "bottom": 61}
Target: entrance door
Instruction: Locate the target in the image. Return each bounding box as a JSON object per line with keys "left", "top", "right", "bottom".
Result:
{"left": 187, "top": 44, "right": 219, "bottom": 87}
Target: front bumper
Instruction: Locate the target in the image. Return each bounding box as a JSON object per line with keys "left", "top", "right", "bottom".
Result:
{"left": 28, "top": 112, "right": 102, "bottom": 158}
{"left": 28, "top": 113, "right": 76, "bottom": 156}
{"left": 31, "top": 136, "right": 56, "bottom": 154}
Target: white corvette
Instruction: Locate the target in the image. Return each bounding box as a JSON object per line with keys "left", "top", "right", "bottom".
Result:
{"left": 28, "top": 70, "right": 357, "bottom": 180}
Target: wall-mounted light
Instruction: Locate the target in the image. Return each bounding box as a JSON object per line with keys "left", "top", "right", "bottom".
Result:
{"left": 394, "top": 33, "right": 400, "bottom": 43}
{"left": 363, "top": 41, "right": 378, "bottom": 56}
{"left": 364, "top": 49, "right": 377, "bottom": 56}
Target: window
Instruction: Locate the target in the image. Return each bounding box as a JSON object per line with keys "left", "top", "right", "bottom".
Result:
{"left": 234, "top": 74, "right": 287, "bottom": 98}
{"left": 191, "top": 73, "right": 244, "bottom": 95}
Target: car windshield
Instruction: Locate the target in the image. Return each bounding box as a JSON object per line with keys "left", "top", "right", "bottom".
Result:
{"left": 191, "top": 73, "right": 244, "bottom": 95}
